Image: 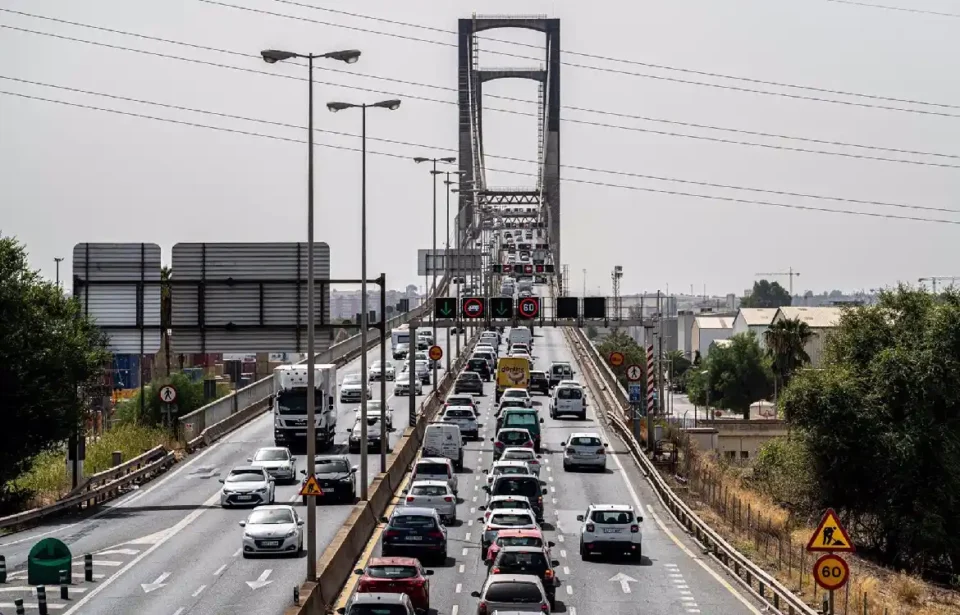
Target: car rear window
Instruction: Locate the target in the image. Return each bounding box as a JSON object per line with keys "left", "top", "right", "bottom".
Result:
{"left": 491, "top": 513, "right": 533, "bottom": 526}
{"left": 365, "top": 565, "right": 418, "bottom": 579}
{"left": 498, "top": 551, "right": 548, "bottom": 571}
{"left": 504, "top": 390, "right": 526, "bottom": 398}
{"left": 591, "top": 510, "right": 635, "bottom": 524}
{"left": 348, "top": 605, "right": 410, "bottom": 615}
{"left": 411, "top": 485, "right": 448, "bottom": 496}
{"left": 491, "top": 499, "right": 530, "bottom": 511}
{"left": 498, "top": 535, "right": 542, "bottom": 548}
{"left": 504, "top": 414, "right": 537, "bottom": 426}
{"left": 446, "top": 409, "right": 474, "bottom": 418}
{"left": 493, "top": 477, "right": 539, "bottom": 498}
{"left": 502, "top": 450, "right": 535, "bottom": 461}
{"left": 447, "top": 397, "right": 474, "bottom": 406}
{"left": 557, "top": 388, "right": 582, "bottom": 400}
{"left": 469, "top": 360, "right": 486, "bottom": 367}
{"left": 484, "top": 581, "right": 542, "bottom": 602}
{"left": 497, "top": 466, "right": 529, "bottom": 476}
{"left": 499, "top": 431, "right": 530, "bottom": 443}
{"left": 392, "top": 515, "right": 437, "bottom": 529}
{"left": 571, "top": 436, "right": 601, "bottom": 447}
{"left": 416, "top": 463, "right": 449, "bottom": 475}
{"left": 459, "top": 373, "right": 480, "bottom": 380}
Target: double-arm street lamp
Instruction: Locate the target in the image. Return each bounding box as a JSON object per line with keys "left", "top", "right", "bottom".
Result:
{"left": 413, "top": 156, "right": 456, "bottom": 388}
{"left": 260, "top": 46, "right": 360, "bottom": 583}
{"left": 327, "top": 98, "right": 401, "bottom": 485}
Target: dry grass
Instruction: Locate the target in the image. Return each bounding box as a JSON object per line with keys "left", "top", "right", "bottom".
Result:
{"left": 668, "top": 448, "right": 960, "bottom": 615}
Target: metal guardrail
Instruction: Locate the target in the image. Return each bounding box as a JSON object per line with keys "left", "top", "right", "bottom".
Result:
{"left": 567, "top": 327, "right": 818, "bottom": 615}
{"left": 65, "top": 445, "right": 168, "bottom": 496}
{"left": 0, "top": 447, "right": 175, "bottom": 530}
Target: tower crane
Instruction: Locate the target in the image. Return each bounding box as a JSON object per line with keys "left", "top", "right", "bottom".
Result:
{"left": 918, "top": 277, "right": 960, "bottom": 293}
{"left": 755, "top": 267, "right": 801, "bottom": 296}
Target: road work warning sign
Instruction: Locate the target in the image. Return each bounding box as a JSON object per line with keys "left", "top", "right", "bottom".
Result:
{"left": 806, "top": 508, "right": 855, "bottom": 552}
{"left": 299, "top": 474, "right": 324, "bottom": 497}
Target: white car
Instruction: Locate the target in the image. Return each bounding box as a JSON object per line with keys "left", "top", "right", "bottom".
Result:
{"left": 220, "top": 466, "right": 275, "bottom": 507}
{"left": 500, "top": 447, "right": 542, "bottom": 476}
{"left": 394, "top": 372, "right": 423, "bottom": 396}
{"left": 478, "top": 508, "right": 539, "bottom": 554}
{"left": 339, "top": 374, "right": 370, "bottom": 403}
{"left": 369, "top": 361, "right": 396, "bottom": 381}
{"left": 247, "top": 447, "right": 297, "bottom": 483}
{"left": 364, "top": 400, "right": 394, "bottom": 428}
{"left": 501, "top": 387, "right": 533, "bottom": 408}
{"left": 478, "top": 494, "right": 533, "bottom": 523}
{"left": 561, "top": 433, "right": 608, "bottom": 471}
{"left": 483, "top": 460, "right": 533, "bottom": 485}
{"left": 444, "top": 395, "right": 480, "bottom": 416}
{"left": 239, "top": 505, "right": 303, "bottom": 557}
{"left": 577, "top": 504, "right": 643, "bottom": 560}
{"left": 411, "top": 457, "right": 458, "bottom": 495}
{"left": 415, "top": 350, "right": 437, "bottom": 369}
{"left": 439, "top": 406, "right": 479, "bottom": 439}
{"left": 404, "top": 479, "right": 457, "bottom": 524}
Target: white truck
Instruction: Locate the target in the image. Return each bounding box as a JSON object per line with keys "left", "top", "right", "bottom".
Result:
{"left": 391, "top": 327, "right": 411, "bottom": 360}
{"left": 272, "top": 364, "right": 338, "bottom": 450}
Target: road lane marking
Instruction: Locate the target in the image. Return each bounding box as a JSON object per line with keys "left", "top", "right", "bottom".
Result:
{"left": 233, "top": 548, "right": 242, "bottom": 557}
{"left": 172, "top": 609, "right": 185, "bottom": 615}
{"left": 566, "top": 585, "right": 573, "bottom": 595}
{"left": 458, "top": 564, "right": 465, "bottom": 573}
{"left": 213, "top": 564, "right": 227, "bottom": 576}
{"left": 462, "top": 548, "right": 468, "bottom": 556}
{"left": 559, "top": 549, "right": 566, "bottom": 558}
{"left": 0, "top": 604, "right": 65, "bottom": 611}
{"left": 465, "top": 532, "right": 471, "bottom": 541}
{"left": 455, "top": 583, "right": 462, "bottom": 593}
{"left": 0, "top": 587, "right": 87, "bottom": 595}
{"left": 451, "top": 606, "right": 459, "bottom": 615}
{"left": 557, "top": 535, "right": 564, "bottom": 543}
{"left": 192, "top": 585, "right": 207, "bottom": 597}
{"left": 563, "top": 566, "right": 570, "bottom": 575}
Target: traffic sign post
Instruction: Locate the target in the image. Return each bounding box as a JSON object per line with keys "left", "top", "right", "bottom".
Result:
{"left": 434, "top": 297, "right": 457, "bottom": 319}
{"left": 299, "top": 474, "right": 323, "bottom": 497}
{"left": 490, "top": 297, "right": 514, "bottom": 319}
{"left": 806, "top": 509, "right": 855, "bottom": 553}
{"left": 608, "top": 351, "right": 625, "bottom": 367}
{"left": 517, "top": 297, "right": 540, "bottom": 320}
{"left": 461, "top": 297, "right": 486, "bottom": 320}
{"left": 813, "top": 554, "right": 849, "bottom": 591}
{"left": 158, "top": 385, "right": 178, "bottom": 429}
{"left": 428, "top": 345, "right": 443, "bottom": 362}
{"left": 625, "top": 364, "right": 643, "bottom": 382}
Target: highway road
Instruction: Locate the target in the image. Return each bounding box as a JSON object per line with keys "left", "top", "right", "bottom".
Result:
{"left": 338, "top": 327, "right": 765, "bottom": 615}
{"left": 0, "top": 328, "right": 464, "bottom": 615}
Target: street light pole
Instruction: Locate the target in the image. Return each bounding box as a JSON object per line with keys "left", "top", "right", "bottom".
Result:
{"left": 261, "top": 46, "right": 361, "bottom": 583}
{"left": 54, "top": 257, "right": 64, "bottom": 288}
{"left": 327, "top": 98, "right": 401, "bottom": 485}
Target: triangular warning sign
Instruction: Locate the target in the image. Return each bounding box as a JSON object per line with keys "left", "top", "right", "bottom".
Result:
{"left": 299, "top": 474, "right": 323, "bottom": 497}
{"left": 806, "top": 508, "right": 855, "bottom": 552}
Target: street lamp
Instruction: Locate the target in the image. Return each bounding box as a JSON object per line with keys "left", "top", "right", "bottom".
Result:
{"left": 261, "top": 45, "right": 361, "bottom": 583}
{"left": 452, "top": 185, "right": 481, "bottom": 345}
{"left": 327, "top": 98, "right": 402, "bottom": 482}
{"left": 413, "top": 156, "right": 456, "bottom": 389}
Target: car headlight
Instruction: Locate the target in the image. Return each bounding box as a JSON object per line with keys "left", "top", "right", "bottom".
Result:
{"left": 284, "top": 529, "right": 297, "bottom": 538}
{"left": 244, "top": 532, "right": 253, "bottom": 539}
{"left": 257, "top": 486, "right": 268, "bottom": 493}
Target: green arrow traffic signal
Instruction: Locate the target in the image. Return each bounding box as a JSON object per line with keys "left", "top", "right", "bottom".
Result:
{"left": 434, "top": 298, "right": 456, "bottom": 318}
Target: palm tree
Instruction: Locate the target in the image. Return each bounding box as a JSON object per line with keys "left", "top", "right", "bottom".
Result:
{"left": 764, "top": 318, "right": 813, "bottom": 401}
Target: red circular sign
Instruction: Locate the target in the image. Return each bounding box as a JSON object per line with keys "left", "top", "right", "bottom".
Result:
{"left": 609, "top": 351, "right": 625, "bottom": 367}
{"left": 813, "top": 554, "right": 850, "bottom": 591}
{"left": 463, "top": 297, "right": 485, "bottom": 319}
{"left": 517, "top": 297, "right": 540, "bottom": 319}
{"left": 428, "top": 345, "right": 443, "bottom": 361}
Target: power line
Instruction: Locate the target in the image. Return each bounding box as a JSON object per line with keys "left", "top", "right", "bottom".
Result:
{"left": 264, "top": 0, "right": 960, "bottom": 110}
{"left": 5, "top": 22, "right": 958, "bottom": 171}
{"left": 6, "top": 74, "right": 956, "bottom": 215}
{"left": 6, "top": 10, "right": 959, "bottom": 164}
{"left": 823, "top": 0, "right": 960, "bottom": 18}
{"left": 3, "top": 88, "right": 959, "bottom": 227}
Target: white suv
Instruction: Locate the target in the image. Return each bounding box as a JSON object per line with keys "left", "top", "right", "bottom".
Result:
{"left": 561, "top": 433, "right": 608, "bottom": 471}
{"left": 501, "top": 388, "right": 532, "bottom": 408}
{"left": 439, "top": 406, "right": 479, "bottom": 440}
{"left": 577, "top": 504, "right": 643, "bottom": 560}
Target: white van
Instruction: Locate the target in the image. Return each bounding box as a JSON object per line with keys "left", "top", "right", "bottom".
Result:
{"left": 550, "top": 384, "right": 587, "bottom": 420}
{"left": 508, "top": 327, "right": 532, "bottom": 350}
{"left": 422, "top": 423, "right": 464, "bottom": 470}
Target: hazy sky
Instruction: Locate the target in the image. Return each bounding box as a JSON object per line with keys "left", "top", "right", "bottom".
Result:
{"left": 3, "top": 0, "right": 959, "bottom": 297}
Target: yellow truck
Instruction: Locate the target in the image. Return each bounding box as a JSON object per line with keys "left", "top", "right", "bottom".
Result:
{"left": 496, "top": 356, "right": 530, "bottom": 402}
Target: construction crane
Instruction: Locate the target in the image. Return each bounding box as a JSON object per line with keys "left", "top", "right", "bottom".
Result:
{"left": 756, "top": 267, "right": 801, "bottom": 296}
{"left": 918, "top": 277, "right": 960, "bottom": 293}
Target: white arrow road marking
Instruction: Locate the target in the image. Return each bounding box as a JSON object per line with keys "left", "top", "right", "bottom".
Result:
{"left": 96, "top": 548, "right": 140, "bottom": 556}
{"left": 609, "top": 572, "right": 638, "bottom": 593}
{"left": 246, "top": 569, "right": 273, "bottom": 590}
{"left": 141, "top": 572, "right": 171, "bottom": 593}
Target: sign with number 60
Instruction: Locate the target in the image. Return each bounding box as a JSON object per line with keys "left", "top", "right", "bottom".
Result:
{"left": 813, "top": 554, "right": 849, "bottom": 591}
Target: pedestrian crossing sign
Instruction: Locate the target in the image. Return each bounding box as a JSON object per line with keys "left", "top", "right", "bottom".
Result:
{"left": 806, "top": 508, "right": 855, "bottom": 552}
{"left": 299, "top": 474, "right": 324, "bottom": 497}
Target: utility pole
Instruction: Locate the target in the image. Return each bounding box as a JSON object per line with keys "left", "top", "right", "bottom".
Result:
{"left": 54, "top": 257, "right": 64, "bottom": 288}
{"left": 582, "top": 269, "right": 587, "bottom": 298}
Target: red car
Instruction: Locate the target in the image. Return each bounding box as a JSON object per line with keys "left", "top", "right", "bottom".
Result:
{"left": 354, "top": 557, "right": 434, "bottom": 613}
{"left": 483, "top": 528, "right": 554, "bottom": 564}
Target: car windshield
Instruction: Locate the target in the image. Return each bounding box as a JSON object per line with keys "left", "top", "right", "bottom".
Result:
{"left": 484, "top": 581, "right": 542, "bottom": 603}
{"left": 247, "top": 509, "right": 294, "bottom": 524}
{"left": 343, "top": 375, "right": 362, "bottom": 384}
{"left": 365, "top": 565, "right": 419, "bottom": 579}
{"left": 558, "top": 388, "right": 583, "bottom": 400}
{"left": 391, "top": 515, "right": 437, "bottom": 529}
{"left": 367, "top": 401, "right": 387, "bottom": 413}
{"left": 493, "top": 477, "right": 539, "bottom": 498}
{"left": 348, "top": 606, "right": 410, "bottom": 615}
{"left": 571, "top": 436, "right": 602, "bottom": 447}
{"left": 498, "top": 551, "right": 548, "bottom": 571}
{"left": 446, "top": 409, "right": 474, "bottom": 418}
{"left": 491, "top": 513, "right": 533, "bottom": 526}
{"left": 491, "top": 499, "right": 530, "bottom": 511}
{"left": 254, "top": 449, "right": 289, "bottom": 461}
{"left": 504, "top": 414, "right": 537, "bottom": 426}
{"left": 315, "top": 459, "right": 350, "bottom": 473}
{"left": 591, "top": 510, "right": 635, "bottom": 524}
{"left": 416, "top": 463, "right": 448, "bottom": 475}
{"left": 276, "top": 389, "right": 323, "bottom": 415}
{"left": 498, "top": 535, "right": 542, "bottom": 548}
{"left": 371, "top": 362, "right": 385, "bottom": 369}
{"left": 412, "top": 484, "right": 448, "bottom": 496}
{"left": 226, "top": 470, "right": 265, "bottom": 482}
{"left": 499, "top": 431, "right": 530, "bottom": 443}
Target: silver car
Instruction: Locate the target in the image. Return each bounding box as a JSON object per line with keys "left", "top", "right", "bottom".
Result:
{"left": 561, "top": 432, "right": 609, "bottom": 471}
{"left": 394, "top": 372, "right": 423, "bottom": 396}
{"left": 220, "top": 466, "right": 275, "bottom": 507}
{"left": 340, "top": 374, "right": 370, "bottom": 403}
{"left": 500, "top": 447, "right": 542, "bottom": 477}
{"left": 239, "top": 505, "right": 303, "bottom": 557}
{"left": 404, "top": 479, "right": 457, "bottom": 524}
{"left": 369, "top": 361, "right": 396, "bottom": 381}
{"left": 247, "top": 447, "right": 297, "bottom": 483}
{"left": 470, "top": 574, "right": 551, "bottom": 613}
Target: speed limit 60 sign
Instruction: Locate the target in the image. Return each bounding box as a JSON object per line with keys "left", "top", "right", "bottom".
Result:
{"left": 813, "top": 554, "right": 849, "bottom": 591}
{"left": 517, "top": 297, "right": 540, "bottom": 320}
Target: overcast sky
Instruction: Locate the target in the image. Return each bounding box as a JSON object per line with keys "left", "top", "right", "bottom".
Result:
{"left": 2, "top": 0, "right": 959, "bottom": 297}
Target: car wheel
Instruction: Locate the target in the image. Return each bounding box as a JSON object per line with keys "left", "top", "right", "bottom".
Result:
{"left": 563, "top": 462, "right": 570, "bottom": 471}
{"left": 580, "top": 543, "right": 590, "bottom": 560}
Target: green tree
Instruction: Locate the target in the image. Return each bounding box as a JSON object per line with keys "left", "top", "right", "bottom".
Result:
{"left": 781, "top": 287, "right": 960, "bottom": 573}
{"left": 0, "top": 236, "right": 110, "bottom": 508}
{"left": 764, "top": 317, "right": 813, "bottom": 404}
{"left": 687, "top": 333, "right": 773, "bottom": 416}
{"left": 585, "top": 324, "right": 599, "bottom": 340}
{"left": 114, "top": 371, "right": 227, "bottom": 427}
{"left": 596, "top": 330, "right": 647, "bottom": 390}
{"left": 664, "top": 349, "right": 691, "bottom": 383}
{"left": 741, "top": 279, "right": 792, "bottom": 308}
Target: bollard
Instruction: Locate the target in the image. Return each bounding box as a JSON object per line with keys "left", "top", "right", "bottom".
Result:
{"left": 112, "top": 451, "right": 123, "bottom": 467}
{"left": 60, "top": 568, "right": 70, "bottom": 599}
{"left": 293, "top": 585, "right": 300, "bottom": 605}
{"left": 37, "top": 585, "right": 48, "bottom": 615}
{"left": 14, "top": 597, "right": 25, "bottom": 615}
{"left": 84, "top": 553, "right": 93, "bottom": 582}
{"left": 0, "top": 554, "right": 6, "bottom": 583}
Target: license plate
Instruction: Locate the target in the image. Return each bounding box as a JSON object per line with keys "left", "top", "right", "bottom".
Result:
{"left": 603, "top": 528, "right": 622, "bottom": 533}
{"left": 261, "top": 540, "right": 280, "bottom": 547}
{"left": 406, "top": 536, "right": 423, "bottom": 541}
{"left": 295, "top": 431, "right": 307, "bottom": 436}
{"left": 236, "top": 495, "right": 253, "bottom": 501}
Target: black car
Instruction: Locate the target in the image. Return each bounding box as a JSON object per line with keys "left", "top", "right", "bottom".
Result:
{"left": 487, "top": 475, "right": 547, "bottom": 521}
{"left": 380, "top": 506, "right": 448, "bottom": 564}
{"left": 529, "top": 371, "right": 549, "bottom": 396}
{"left": 301, "top": 455, "right": 357, "bottom": 504}
{"left": 466, "top": 358, "right": 492, "bottom": 381}
{"left": 491, "top": 546, "right": 560, "bottom": 608}
{"left": 454, "top": 372, "right": 483, "bottom": 395}
{"left": 348, "top": 417, "right": 392, "bottom": 454}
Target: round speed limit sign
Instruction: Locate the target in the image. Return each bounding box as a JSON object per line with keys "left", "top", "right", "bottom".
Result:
{"left": 813, "top": 554, "right": 850, "bottom": 591}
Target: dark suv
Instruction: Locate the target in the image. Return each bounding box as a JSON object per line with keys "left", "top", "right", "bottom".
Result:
{"left": 486, "top": 475, "right": 546, "bottom": 520}
{"left": 466, "top": 358, "right": 492, "bottom": 381}
{"left": 380, "top": 507, "right": 448, "bottom": 564}
{"left": 529, "top": 371, "right": 549, "bottom": 396}
{"left": 490, "top": 546, "right": 559, "bottom": 608}
{"left": 454, "top": 372, "right": 483, "bottom": 395}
